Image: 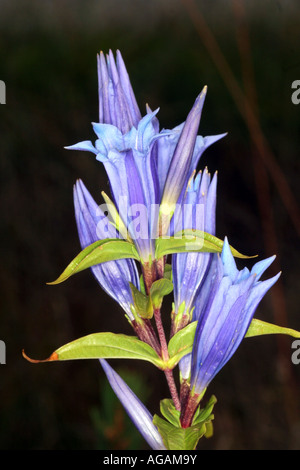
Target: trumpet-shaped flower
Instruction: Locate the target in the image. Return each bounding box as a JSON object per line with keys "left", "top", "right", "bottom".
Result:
{"left": 172, "top": 168, "right": 217, "bottom": 330}
{"left": 100, "top": 359, "right": 166, "bottom": 450}
{"left": 66, "top": 50, "right": 225, "bottom": 262}
{"left": 189, "top": 238, "right": 280, "bottom": 396}
{"left": 73, "top": 179, "right": 140, "bottom": 320}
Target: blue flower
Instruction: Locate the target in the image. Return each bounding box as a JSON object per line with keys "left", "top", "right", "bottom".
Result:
{"left": 100, "top": 359, "right": 166, "bottom": 450}
{"left": 66, "top": 50, "right": 225, "bottom": 262}
{"left": 73, "top": 179, "right": 140, "bottom": 320}
{"left": 189, "top": 238, "right": 280, "bottom": 396}
{"left": 171, "top": 168, "right": 218, "bottom": 332}
{"left": 97, "top": 49, "right": 142, "bottom": 133}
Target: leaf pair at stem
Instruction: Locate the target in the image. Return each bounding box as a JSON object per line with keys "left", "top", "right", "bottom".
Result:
{"left": 46, "top": 229, "right": 252, "bottom": 286}
{"left": 22, "top": 317, "right": 300, "bottom": 366}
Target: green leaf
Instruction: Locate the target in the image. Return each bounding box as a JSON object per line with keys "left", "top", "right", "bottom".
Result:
{"left": 246, "top": 318, "right": 300, "bottom": 339}
{"left": 153, "top": 415, "right": 208, "bottom": 450}
{"left": 167, "top": 322, "right": 197, "bottom": 369}
{"left": 163, "top": 264, "right": 173, "bottom": 281}
{"left": 139, "top": 274, "right": 146, "bottom": 295}
{"left": 22, "top": 332, "right": 164, "bottom": 368}
{"left": 129, "top": 283, "right": 153, "bottom": 319}
{"left": 129, "top": 278, "right": 173, "bottom": 319}
{"left": 155, "top": 229, "right": 254, "bottom": 260}
{"left": 159, "top": 399, "right": 181, "bottom": 427}
{"left": 150, "top": 278, "right": 173, "bottom": 310}
{"left": 153, "top": 395, "right": 217, "bottom": 449}
{"left": 203, "top": 420, "right": 214, "bottom": 439}
{"left": 192, "top": 394, "right": 217, "bottom": 426}
{"left": 47, "top": 239, "right": 140, "bottom": 285}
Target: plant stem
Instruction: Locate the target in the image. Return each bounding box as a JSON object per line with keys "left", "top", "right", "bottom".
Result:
{"left": 131, "top": 318, "right": 161, "bottom": 356}
{"left": 153, "top": 308, "right": 168, "bottom": 361}
{"left": 153, "top": 307, "right": 181, "bottom": 410}
{"left": 142, "top": 260, "right": 181, "bottom": 410}
{"left": 164, "top": 369, "right": 181, "bottom": 411}
{"left": 180, "top": 391, "right": 201, "bottom": 428}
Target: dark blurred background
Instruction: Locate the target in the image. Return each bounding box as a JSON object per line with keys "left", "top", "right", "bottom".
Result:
{"left": 0, "top": 0, "right": 300, "bottom": 450}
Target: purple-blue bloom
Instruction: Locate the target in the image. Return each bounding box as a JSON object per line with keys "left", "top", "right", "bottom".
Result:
{"left": 172, "top": 168, "right": 217, "bottom": 329}
{"left": 97, "top": 49, "right": 142, "bottom": 133}
{"left": 73, "top": 179, "right": 140, "bottom": 320}
{"left": 188, "top": 237, "right": 280, "bottom": 396}
{"left": 100, "top": 359, "right": 166, "bottom": 450}
{"left": 66, "top": 50, "right": 225, "bottom": 262}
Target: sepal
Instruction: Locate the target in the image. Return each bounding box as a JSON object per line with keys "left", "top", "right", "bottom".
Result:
{"left": 191, "top": 394, "right": 217, "bottom": 429}
{"left": 153, "top": 395, "right": 216, "bottom": 450}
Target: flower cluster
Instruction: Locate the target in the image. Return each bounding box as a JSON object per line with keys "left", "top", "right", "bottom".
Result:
{"left": 19, "top": 48, "right": 288, "bottom": 455}
{"left": 63, "top": 50, "right": 281, "bottom": 449}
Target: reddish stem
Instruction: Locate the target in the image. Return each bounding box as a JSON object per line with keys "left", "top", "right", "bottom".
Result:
{"left": 180, "top": 390, "right": 201, "bottom": 428}
{"left": 142, "top": 260, "right": 181, "bottom": 410}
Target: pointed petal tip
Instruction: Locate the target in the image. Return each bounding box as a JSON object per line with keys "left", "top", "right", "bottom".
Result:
{"left": 195, "top": 86, "right": 207, "bottom": 106}
{"left": 188, "top": 87, "right": 208, "bottom": 123}
{"left": 201, "top": 85, "right": 208, "bottom": 95}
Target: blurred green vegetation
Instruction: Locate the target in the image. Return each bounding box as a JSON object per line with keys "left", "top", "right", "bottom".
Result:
{"left": 0, "top": 0, "right": 300, "bottom": 450}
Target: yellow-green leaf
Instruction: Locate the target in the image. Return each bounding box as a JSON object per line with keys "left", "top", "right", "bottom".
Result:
{"left": 155, "top": 229, "right": 254, "bottom": 259}
{"left": 246, "top": 318, "right": 300, "bottom": 339}
{"left": 47, "top": 238, "right": 140, "bottom": 285}
{"left": 167, "top": 322, "right": 197, "bottom": 369}
{"left": 23, "top": 332, "right": 164, "bottom": 368}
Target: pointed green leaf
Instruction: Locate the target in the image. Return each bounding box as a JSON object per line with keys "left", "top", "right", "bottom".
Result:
{"left": 160, "top": 399, "right": 181, "bottom": 427}
{"left": 155, "top": 229, "right": 254, "bottom": 260}
{"left": 139, "top": 274, "right": 147, "bottom": 295}
{"left": 47, "top": 239, "right": 140, "bottom": 285}
{"left": 192, "top": 394, "right": 217, "bottom": 426}
{"left": 23, "top": 332, "right": 164, "bottom": 368}
{"left": 246, "top": 318, "right": 300, "bottom": 339}
{"left": 150, "top": 278, "right": 173, "bottom": 310}
{"left": 153, "top": 415, "right": 208, "bottom": 450}
{"left": 129, "top": 283, "right": 153, "bottom": 319}
{"left": 129, "top": 278, "right": 173, "bottom": 319}
{"left": 167, "top": 322, "right": 197, "bottom": 369}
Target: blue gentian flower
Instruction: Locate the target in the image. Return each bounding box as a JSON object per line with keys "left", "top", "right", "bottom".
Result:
{"left": 100, "top": 359, "right": 166, "bottom": 450}
{"left": 171, "top": 168, "right": 217, "bottom": 332}
{"left": 178, "top": 238, "right": 280, "bottom": 427}
{"left": 66, "top": 50, "right": 225, "bottom": 262}
{"left": 73, "top": 179, "right": 140, "bottom": 320}
{"left": 190, "top": 238, "right": 280, "bottom": 396}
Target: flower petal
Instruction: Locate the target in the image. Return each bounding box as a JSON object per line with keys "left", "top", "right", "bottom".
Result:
{"left": 73, "top": 179, "right": 140, "bottom": 319}
{"left": 65, "top": 140, "right": 97, "bottom": 154}
{"left": 100, "top": 359, "right": 166, "bottom": 450}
